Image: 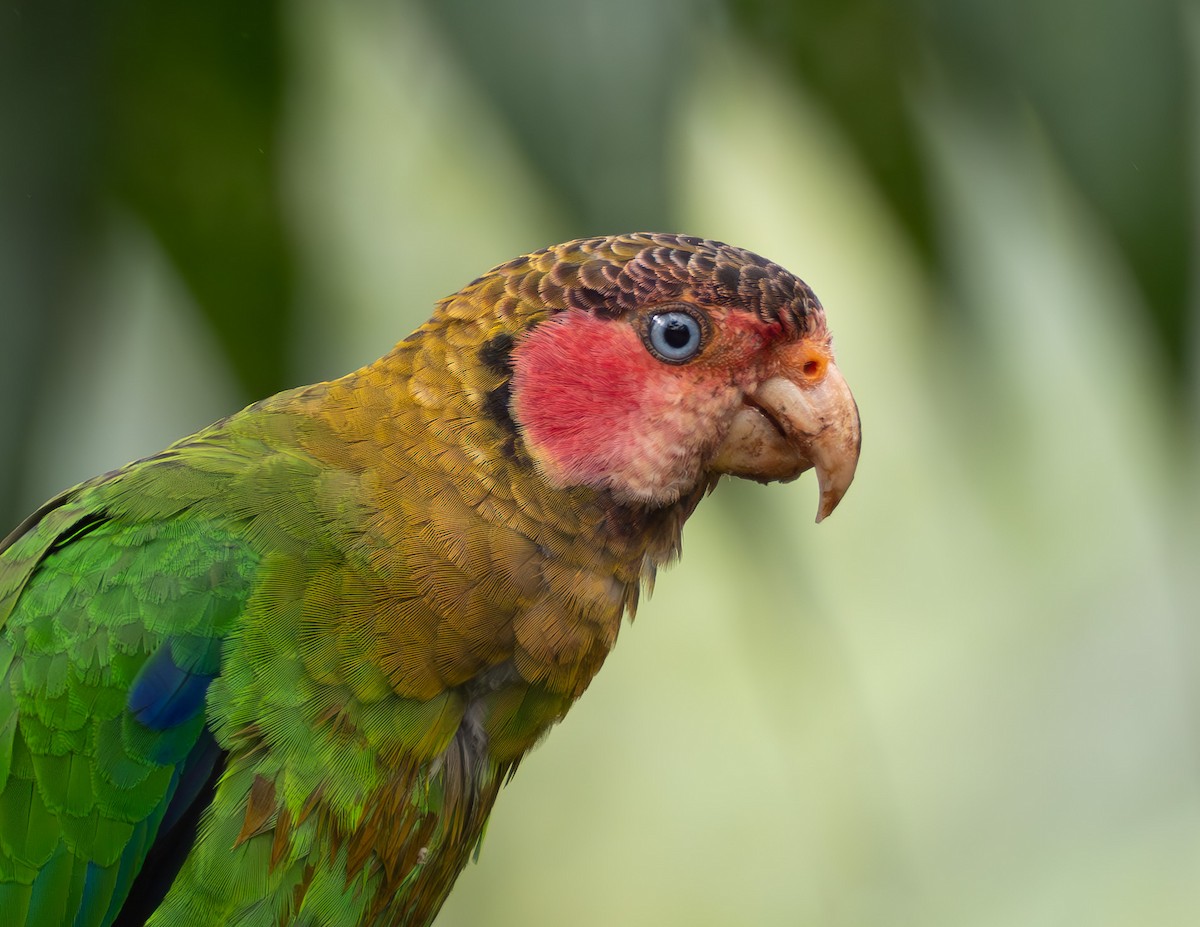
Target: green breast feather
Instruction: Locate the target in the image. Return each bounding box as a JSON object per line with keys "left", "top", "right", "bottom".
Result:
{"left": 0, "top": 403, "right": 575, "bottom": 927}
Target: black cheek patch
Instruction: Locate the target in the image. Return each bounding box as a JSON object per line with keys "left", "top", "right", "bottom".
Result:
{"left": 479, "top": 331, "right": 519, "bottom": 437}
{"left": 483, "top": 378, "right": 517, "bottom": 436}
{"left": 478, "top": 333, "right": 515, "bottom": 378}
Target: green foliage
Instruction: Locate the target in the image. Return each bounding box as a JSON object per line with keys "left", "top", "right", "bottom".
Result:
{"left": 413, "top": 0, "right": 703, "bottom": 232}
{"left": 728, "top": 0, "right": 1192, "bottom": 375}
{"left": 0, "top": 0, "right": 293, "bottom": 527}
{"left": 100, "top": 0, "right": 295, "bottom": 399}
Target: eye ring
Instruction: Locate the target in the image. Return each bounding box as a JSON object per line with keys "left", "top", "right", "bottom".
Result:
{"left": 642, "top": 305, "right": 708, "bottom": 364}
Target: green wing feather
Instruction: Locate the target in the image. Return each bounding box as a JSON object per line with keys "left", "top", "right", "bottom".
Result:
{"left": 0, "top": 429, "right": 267, "bottom": 926}
{"left": 0, "top": 403, "right": 498, "bottom": 927}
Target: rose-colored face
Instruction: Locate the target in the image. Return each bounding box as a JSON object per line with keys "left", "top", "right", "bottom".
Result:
{"left": 509, "top": 299, "right": 860, "bottom": 520}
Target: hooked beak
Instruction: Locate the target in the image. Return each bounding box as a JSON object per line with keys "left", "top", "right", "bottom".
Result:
{"left": 710, "top": 346, "right": 861, "bottom": 522}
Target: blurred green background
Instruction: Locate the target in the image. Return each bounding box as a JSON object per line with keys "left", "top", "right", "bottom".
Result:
{"left": 3, "top": 0, "right": 1198, "bottom": 924}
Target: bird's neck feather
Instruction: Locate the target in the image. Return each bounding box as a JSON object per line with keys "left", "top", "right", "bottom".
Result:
{"left": 280, "top": 324, "right": 702, "bottom": 700}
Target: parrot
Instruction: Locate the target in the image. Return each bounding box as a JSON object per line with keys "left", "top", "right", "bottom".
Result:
{"left": 0, "top": 233, "right": 860, "bottom": 927}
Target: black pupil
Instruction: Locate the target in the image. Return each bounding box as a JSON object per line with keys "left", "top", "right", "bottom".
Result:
{"left": 663, "top": 316, "right": 692, "bottom": 349}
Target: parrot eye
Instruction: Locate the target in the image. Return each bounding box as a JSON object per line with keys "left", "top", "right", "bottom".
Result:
{"left": 644, "top": 308, "right": 706, "bottom": 363}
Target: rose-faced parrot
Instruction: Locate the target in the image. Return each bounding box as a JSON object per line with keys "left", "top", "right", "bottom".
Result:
{"left": 0, "top": 233, "right": 860, "bottom": 926}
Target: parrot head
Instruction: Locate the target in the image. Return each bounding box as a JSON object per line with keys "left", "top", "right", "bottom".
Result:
{"left": 468, "top": 233, "right": 861, "bottom": 521}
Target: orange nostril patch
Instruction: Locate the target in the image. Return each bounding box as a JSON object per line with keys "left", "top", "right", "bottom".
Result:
{"left": 778, "top": 339, "right": 831, "bottom": 382}
{"left": 798, "top": 352, "right": 828, "bottom": 381}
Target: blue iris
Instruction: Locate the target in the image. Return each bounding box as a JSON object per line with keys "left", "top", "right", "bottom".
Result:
{"left": 647, "top": 310, "right": 703, "bottom": 362}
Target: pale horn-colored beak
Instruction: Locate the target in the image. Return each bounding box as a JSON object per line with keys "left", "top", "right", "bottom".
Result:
{"left": 710, "top": 348, "right": 860, "bottom": 523}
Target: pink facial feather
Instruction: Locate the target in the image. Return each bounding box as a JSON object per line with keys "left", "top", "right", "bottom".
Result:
{"left": 509, "top": 309, "right": 785, "bottom": 505}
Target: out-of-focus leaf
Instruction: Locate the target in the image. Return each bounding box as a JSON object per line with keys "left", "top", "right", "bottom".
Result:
{"left": 0, "top": 2, "right": 103, "bottom": 527}
{"left": 726, "top": 0, "right": 934, "bottom": 259}
{"left": 284, "top": 0, "right": 562, "bottom": 377}
{"left": 727, "top": 0, "right": 1193, "bottom": 381}
{"left": 414, "top": 0, "right": 708, "bottom": 233}
{"left": 932, "top": 0, "right": 1191, "bottom": 376}
{"left": 100, "top": 0, "right": 295, "bottom": 398}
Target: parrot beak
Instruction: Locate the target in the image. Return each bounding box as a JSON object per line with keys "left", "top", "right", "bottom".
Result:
{"left": 711, "top": 345, "right": 861, "bottom": 523}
